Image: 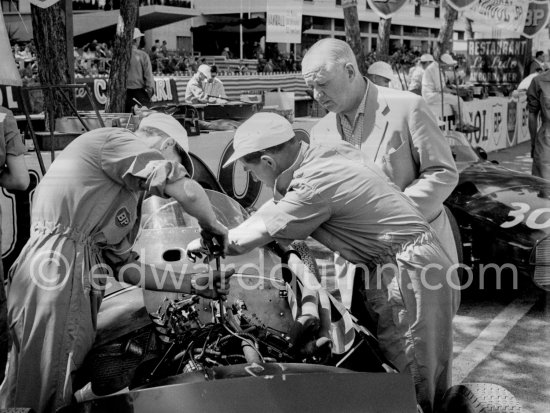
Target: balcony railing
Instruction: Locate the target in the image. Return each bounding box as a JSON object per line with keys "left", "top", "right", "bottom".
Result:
{"left": 72, "top": 0, "right": 192, "bottom": 11}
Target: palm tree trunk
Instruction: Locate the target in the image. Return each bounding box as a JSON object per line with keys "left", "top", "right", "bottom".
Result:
{"left": 343, "top": 2, "right": 367, "bottom": 75}
{"left": 377, "top": 17, "right": 392, "bottom": 62}
{"left": 30, "top": 3, "right": 72, "bottom": 126}
{"left": 435, "top": 2, "right": 458, "bottom": 59}
{"left": 105, "top": 0, "right": 139, "bottom": 113}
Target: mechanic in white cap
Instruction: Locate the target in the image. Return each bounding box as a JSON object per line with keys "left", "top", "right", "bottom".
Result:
{"left": 0, "top": 112, "right": 233, "bottom": 412}
{"left": 184, "top": 63, "right": 212, "bottom": 102}
{"left": 408, "top": 53, "right": 433, "bottom": 95}
{"left": 125, "top": 27, "right": 155, "bottom": 113}
{"left": 422, "top": 53, "right": 479, "bottom": 133}
{"left": 187, "top": 112, "right": 459, "bottom": 413}
{"left": 366, "top": 61, "right": 395, "bottom": 88}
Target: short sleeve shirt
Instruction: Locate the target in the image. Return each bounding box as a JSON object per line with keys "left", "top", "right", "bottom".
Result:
{"left": 255, "top": 142, "right": 430, "bottom": 266}
{"left": 31, "top": 128, "right": 189, "bottom": 251}
{"left": 0, "top": 106, "right": 26, "bottom": 166}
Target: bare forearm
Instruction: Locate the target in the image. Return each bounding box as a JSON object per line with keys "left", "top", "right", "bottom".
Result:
{"left": 164, "top": 178, "right": 218, "bottom": 228}
{"left": 226, "top": 215, "right": 274, "bottom": 255}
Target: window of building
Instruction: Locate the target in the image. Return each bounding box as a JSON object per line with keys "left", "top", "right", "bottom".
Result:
{"left": 366, "top": 0, "right": 370, "bottom": 9}
{"left": 2, "top": 0, "right": 19, "bottom": 11}
{"left": 390, "top": 25, "right": 402, "bottom": 36}
{"left": 312, "top": 16, "right": 331, "bottom": 30}
{"left": 334, "top": 18, "right": 345, "bottom": 31}
{"left": 360, "top": 21, "right": 369, "bottom": 32}
{"left": 435, "top": 6, "right": 440, "bottom": 18}
{"left": 371, "top": 22, "right": 378, "bottom": 33}
{"left": 336, "top": 0, "right": 341, "bottom": 5}
{"left": 457, "top": 31, "right": 464, "bottom": 40}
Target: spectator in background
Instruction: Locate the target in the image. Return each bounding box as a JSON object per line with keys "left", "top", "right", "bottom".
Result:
{"left": 408, "top": 53, "right": 433, "bottom": 95}
{"left": 263, "top": 58, "right": 274, "bottom": 73}
{"left": 529, "top": 51, "right": 546, "bottom": 75}
{"left": 527, "top": 68, "right": 550, "bottom": 180}
{"left": 125, "top": 28, "right": 155, "bottom": 112}
{"left": 422, "top": 53, "right": 478, "bottom": 133}
{"left": 366, "top": 61, "right": 395, "bottom": 88}
{"left": 160, "top": 40, "right": 168, "bottom": 58}
{"left": 0, "top": 105, "right": 30, "bottom": 385}
{"left": 184, "top": 64, "right": 211, "bottom": 102}
{"left": 203, "top": 65, "right": 227, "bottom": 98}
{"left": 221, "top": 47, "right": 232, "bottom": 59}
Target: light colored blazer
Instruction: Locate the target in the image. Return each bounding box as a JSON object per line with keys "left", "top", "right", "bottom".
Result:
{"left": 310, "top": 81, "right": 458, "bottom": 222}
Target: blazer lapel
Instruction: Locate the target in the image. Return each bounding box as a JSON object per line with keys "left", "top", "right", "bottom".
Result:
{"left": 361, "top": 82, "right": 390, "bottom": 162}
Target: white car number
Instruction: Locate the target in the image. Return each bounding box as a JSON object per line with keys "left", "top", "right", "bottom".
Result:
{"left": 500, "top": 202, "right": 550, "bottom": 229}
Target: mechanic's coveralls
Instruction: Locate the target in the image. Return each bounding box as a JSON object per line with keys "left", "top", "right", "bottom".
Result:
{"left": 0, "top": 107, "right": 27, "bottom": 384}
{"left": 0, "top": 128, "right": 189, "bottom": 413}
{"left": 256, "top": 141, "right": 459, "bottom": 413}
{"left": 527, "top": 70, "right": 550, "bottom": 180}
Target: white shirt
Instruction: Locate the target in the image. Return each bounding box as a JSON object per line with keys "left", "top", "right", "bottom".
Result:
{"left": 203, "top": 77, "right": 227, "bottom": 98}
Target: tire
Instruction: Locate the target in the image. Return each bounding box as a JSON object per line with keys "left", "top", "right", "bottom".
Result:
{"left": 445, "top": 206, "right": 464, "bottom": 265}
{"left": 439, "top": 383, "right": 522, "bottom": 413}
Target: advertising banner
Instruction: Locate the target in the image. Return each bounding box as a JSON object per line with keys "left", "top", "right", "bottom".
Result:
{"left": 522, "top": 1, "right": 550, "bottom": 39}
{"left": 467, "top": 38, "right": 527, "bottom": 86}
{"left": 75, "top": 76, "right": 179, "bottom": 111}
{"left": 0, "top": 8, "right": 22, "bottom": 87}
{"left": 0, "top": 85, "right": 22, "bottom": 112}
{"left": 464, "top": 0, "right": 529, "bottom": 34}
{"left": 266, "top": 0, "right": 303, "bottom": 44}
{"left": 461, "top": 97, "right": 508, "bottom": 152}
{"left": 366, "top": 0, "right": 407, "bottom": 19}
{"left": 447, "top": 0, "right": 477, "bottom": 12}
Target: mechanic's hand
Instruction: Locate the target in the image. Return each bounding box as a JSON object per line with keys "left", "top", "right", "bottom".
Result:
{"left": 199, "top": 220, "right": 229, "bottom": 256}
{"left": 186, "top": 237, "right": 208, "bottom": 262}
{"left": 145, "top": 86, "right": 154, "bottom": 98}
{"left": 191, "top": 269, "right": 234, "bottom": 300}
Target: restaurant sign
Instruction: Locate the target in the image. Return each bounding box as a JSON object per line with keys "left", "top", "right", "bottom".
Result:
{"left": 467, "top": 38, "right": 527, "bottom": 86}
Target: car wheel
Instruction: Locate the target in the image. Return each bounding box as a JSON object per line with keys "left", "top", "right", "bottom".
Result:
{"left": 439, "top": 383, "right": 522, "bottom": 413}
{"left": 445, "top": 206, "right": 464, "bottom": 265}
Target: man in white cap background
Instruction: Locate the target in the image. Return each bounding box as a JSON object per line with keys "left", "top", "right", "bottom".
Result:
{"left": 408, "top": 53, "right": 434, "bottom": 95}
{"left": 187, "top": 112, "right": 459, "bottom": 413}
{"left": 366, "top": 61, "right": 395, "bottom": 88}
{"left": 125, "top": 28, "right": 155, "bottom": 113}
{"left": 0, "top": 112, "right": 233, "bottom": 412}
{"left": 185, "top": 63, "right": 212, "bottom": 103}
{"left": 422, "top": 53, "right": 478, "bottom": 133}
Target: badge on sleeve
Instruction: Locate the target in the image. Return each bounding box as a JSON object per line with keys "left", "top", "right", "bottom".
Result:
{"left": 115, "top": 207, "right": 131, "bottom": 228}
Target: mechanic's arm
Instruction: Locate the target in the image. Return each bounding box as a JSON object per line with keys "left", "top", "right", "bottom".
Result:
{"left": 0, "top": 154, "right": 29, "bottom": 190}
{"left": 405, "top": 97, "right": 459, "bottom": 220}
{"left": 164, "top": 177, "right": 228, "bottom": 250}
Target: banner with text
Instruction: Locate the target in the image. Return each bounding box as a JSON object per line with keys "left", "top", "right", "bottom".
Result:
{"left": 75, "top": 76, "right": 179, "bottom": 111}
{"left": 464, "top": 0, "right": 529, "bottom": 34}
{"left": 266, "top": 0, "right": 303, "bottom": 44}
{"left": 467, "top": 38, "right": 527, "bottom": 86}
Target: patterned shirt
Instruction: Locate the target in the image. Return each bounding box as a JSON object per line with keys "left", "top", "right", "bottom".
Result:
{"left": 339, "top": 82, "right": 369, "bottom": 148}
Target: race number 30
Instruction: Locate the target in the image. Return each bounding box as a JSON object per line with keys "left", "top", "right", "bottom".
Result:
{"left": 501, "top": 202, "right": 550, "bottom": 229}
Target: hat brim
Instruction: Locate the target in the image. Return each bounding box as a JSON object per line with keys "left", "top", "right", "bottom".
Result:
{"left": 222, "top": 152, "right": 244, "bottom": 168}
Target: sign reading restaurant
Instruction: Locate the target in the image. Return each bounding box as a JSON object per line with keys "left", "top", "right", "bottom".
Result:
{"left": 467, "top": 38, "right": 527, "bottom": 85}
